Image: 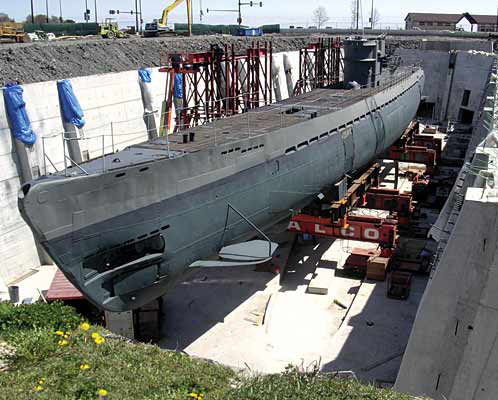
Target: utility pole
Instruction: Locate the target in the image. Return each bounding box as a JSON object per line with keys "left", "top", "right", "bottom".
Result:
{"left": 59, "top": 0, "right": 63, "bottom": 22}
{"left": 94, "top": 0, "right": 97, "bottom": 23}
{"left": 207, "top": 1, "right": 262, "bottom": 27}
{"left": 238, "top": 0, "right": 242, "bottom": 25}
{"left": 46, "top": 0, "right": 49, "bottom": 23}
{"left": 135, "top": 0, "right": 139, "bottom": 33}
{"left": 139, "top": 0, "right": 143, "bottom": 33}
{"left": 356, "top": 0, "right": 359, "bottom": 30}
{"left": 85, "top": 0, "right": 88, "bottom": 23}
{"left": 370, "top": 0, "right": 374, "bottom": 29}
{"left": 31, "top": 0, "right": 35, "bottom": 23}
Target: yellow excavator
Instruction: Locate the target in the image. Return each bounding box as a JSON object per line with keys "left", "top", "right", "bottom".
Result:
{"left": 144, "top": 0, "right": 192, "bottom": 37}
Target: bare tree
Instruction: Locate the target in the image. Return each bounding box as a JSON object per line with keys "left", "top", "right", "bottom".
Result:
{"left": 370, "top": 8, "right": 380, "bottom": 29}
{"left": 312, "top": 6, "right": 329, "bottom": 29}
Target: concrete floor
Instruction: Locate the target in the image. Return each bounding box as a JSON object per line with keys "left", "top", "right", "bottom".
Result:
{"left": 158, "top": 237, "right": 427, "bottom": 383}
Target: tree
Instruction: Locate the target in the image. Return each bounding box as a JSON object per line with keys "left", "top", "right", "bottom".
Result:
{"left": 25, "top": 14, "right": 61, "bottom": 24}
{"left": 370, "top": 8, "right": 380, "bottom": 29}
{"left": 312, "top": 6, "right": 329, "bottom": 29}
{"left": 0, "top": 13, "right": 14, "bottom": 22}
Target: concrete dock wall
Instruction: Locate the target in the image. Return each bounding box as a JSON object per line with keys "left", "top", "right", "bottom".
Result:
{"left": 0, "top": 51, "right": 299, "bottom": 288}
{"left": 396, "top": 49, "right": 494, "bottom": 123}
{"left": 0, "top": 95, "right": 40, "bottom": 286}
{"left": 395, "top": 62, "right": 498, "bottom": 400}
{"left": 395, "top": 184, "right": 498, "bottom": 400}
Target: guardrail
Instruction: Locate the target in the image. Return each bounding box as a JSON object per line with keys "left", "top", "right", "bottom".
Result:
{"left": 41, "top": 66, "right": 419, "bottom": 177}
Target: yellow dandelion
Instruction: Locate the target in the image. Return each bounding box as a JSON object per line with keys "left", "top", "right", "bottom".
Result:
{"left": 55, "top": 330, "right": 64, "bottom": 336}
{"left": 38, "top": 379, "right": 44, "bottom": 385}
{"left": 80, "top": 363, "right": 90, "bottom": 371}
{"left": 58, "top": 339, "right": 68, "bottom": 346}
{"left": 64, "top": 334, "right": 69, "bottom": 339}
{"left": 34, "top": 386, "right": 44, "bottom": 392}
{"left": 189, "top": 393, "right": 199, "bottom": 399}
{"left": 81, "top": 322, "right": 90, "bottom": 331}
{"left": 199, "top": 394, "right": 205, "bottom": 399}
{"left": 98, "top": 388, "right": 108, "bottom": 397}
{"left": 95, "top": 337, "right": 105, "bottom": 345}
{"left": 91, "top": 332, "right": 100, "bottom": 339}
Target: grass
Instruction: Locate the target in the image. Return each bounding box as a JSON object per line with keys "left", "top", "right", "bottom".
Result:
{"left": 0, "top": 302, "right": 423, "bottom": 400}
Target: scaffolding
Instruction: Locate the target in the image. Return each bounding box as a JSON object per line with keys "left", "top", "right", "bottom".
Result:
{"left": 159, "top": 41, "right": 273, "bottom": 133}
{"left": 293, "top": 37, "right": 343, "bottom": 96}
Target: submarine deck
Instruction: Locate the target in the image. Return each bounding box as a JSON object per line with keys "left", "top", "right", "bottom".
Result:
{"left": 61, "top": 68, "right": 416, "bottom": 177}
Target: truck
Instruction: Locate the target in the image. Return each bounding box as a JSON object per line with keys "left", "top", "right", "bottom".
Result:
{"left": 0, "top": 22, "right": 25, "bottom": 43}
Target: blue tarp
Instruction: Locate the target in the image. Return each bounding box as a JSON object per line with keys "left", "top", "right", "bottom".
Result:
{"left": 138, "top": 68, "right": 152, "bottom": 83}
{"left": 2, "top": 84, "right": 36, "bottom": 145}
{"left": 174, "top": 73, "right": 183, "bottom": 99}
{"left": 57, "top": 80, "right": 85, "bottom": 128}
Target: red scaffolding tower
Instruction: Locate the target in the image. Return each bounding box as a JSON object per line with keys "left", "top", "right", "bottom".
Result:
{"left": 293, "top": 37, "right": 342, "bottom": 96}
{"left": 159, "top": 42, "right": 273, "bottom": 133}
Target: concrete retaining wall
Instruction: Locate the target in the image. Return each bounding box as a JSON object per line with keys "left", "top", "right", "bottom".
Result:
{"left": 396, "top": 49, "right": 495, "bottom": 123}
{"left": 395, "top": 184, "right": 498, "bottom": 400}
{"left": 0, "top": 95, "right": 40, "bottom": 286}
{"left": 395, "top": 62, "right": 498, "bottom": 400}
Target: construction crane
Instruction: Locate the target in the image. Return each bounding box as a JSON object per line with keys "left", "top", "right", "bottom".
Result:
{"left": 144, "top": 0, "right": 192, "bottom": 37}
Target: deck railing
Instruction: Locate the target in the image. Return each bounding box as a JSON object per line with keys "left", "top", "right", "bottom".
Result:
{"left": 41, "top": 66, "right": 420, "bottom": 177}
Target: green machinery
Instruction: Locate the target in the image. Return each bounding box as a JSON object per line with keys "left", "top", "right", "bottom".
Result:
{"left": 100, "top": 19, "right": 127, "bottom": 39}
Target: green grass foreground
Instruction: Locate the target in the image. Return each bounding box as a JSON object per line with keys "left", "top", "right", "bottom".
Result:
{"left": 0, "top": 302, "right": 424, "bottom": 400}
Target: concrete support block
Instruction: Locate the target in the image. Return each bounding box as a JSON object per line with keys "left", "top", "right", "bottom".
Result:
{"left": 307, "top": 261, "right": 336, "bottom": 295}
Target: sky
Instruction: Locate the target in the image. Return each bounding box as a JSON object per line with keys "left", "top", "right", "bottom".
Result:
{"left": 2, "top": 0, "right": 498, "bottom": 29}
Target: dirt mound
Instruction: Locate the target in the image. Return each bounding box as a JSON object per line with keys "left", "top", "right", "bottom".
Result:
{"left": 0, "top": 35, "right": 312, "bottom": 85}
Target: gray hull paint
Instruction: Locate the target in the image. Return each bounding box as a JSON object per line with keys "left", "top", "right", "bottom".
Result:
{"left": 19, "top": 70, "right": 424, "bottom": 311}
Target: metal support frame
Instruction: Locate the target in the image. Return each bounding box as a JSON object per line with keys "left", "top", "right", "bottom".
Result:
{"left": 159, "top": 41, "right": 273, "bottom": 133}
{"left": 329, "top": 163, "right": 381, "bottom": 225}
{"left": 382, "top": 120, "right": 442, "bottom": 174}
{"left": 293, "top": 37, "right": 342, "bottom": 96}
{"left": 288, "top": 213, "right": 398, "bottom": 249}
{"left": 365, "top": 187, "right": 414, "bottom": 225}
{"left": 219, "top": 202, "right": 273, "bottom": 257}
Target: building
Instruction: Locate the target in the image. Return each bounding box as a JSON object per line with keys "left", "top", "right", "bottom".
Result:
{"left": 405, "top": 13, "right": 463, "bottom": 31}
{"left": 463, "top": 13, "right": 498, "bottom": 32}
{"left": 406, "top": 12, "right": 498, "bottom": 32}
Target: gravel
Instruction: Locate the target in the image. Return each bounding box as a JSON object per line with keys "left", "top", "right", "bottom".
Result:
{"left": 0, "top": 35, "right": 314, "bottom": 85}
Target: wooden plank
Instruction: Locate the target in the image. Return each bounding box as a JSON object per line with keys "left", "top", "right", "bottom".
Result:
{"left": 308, "top": 261, "right": 337, "bottom": 295}
{"left": 46, "top": 269, "right": 84, "bottom": 301}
